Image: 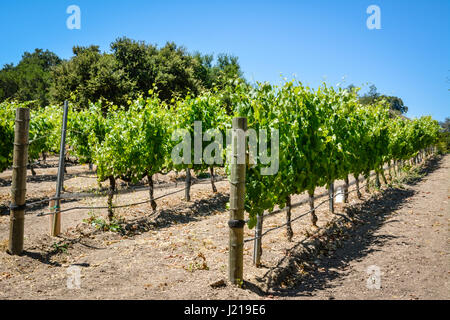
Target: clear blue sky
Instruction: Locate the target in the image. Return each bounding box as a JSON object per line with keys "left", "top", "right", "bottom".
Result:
{"left": 0, "top": 0, "right": 448, "bottom": 121}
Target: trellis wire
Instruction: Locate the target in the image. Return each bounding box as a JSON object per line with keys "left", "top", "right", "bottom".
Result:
{"left": 35, "top": 176, "right": 227, "bottom": 217}
{"left": 243, "top": 180, "right": 369, "bottom": 243}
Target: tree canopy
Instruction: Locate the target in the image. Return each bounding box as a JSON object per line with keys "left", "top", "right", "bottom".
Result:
{"left": 358, "top": 84, "right": 408, "bottom": 114}
{"left": 439, "top": 117, "right": 450, "bottom": 133}
{"left": 0, "top": 49, "right": 61, "bottom": 107}
{"left": 0, "top": 37, "right": 245, "bottom": 108}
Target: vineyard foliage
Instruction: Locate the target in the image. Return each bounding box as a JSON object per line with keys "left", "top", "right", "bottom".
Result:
{"left": 234, "top": 81, "right": 439, "bottom": 226}
{"left": 169, "top": 91, "right": 231, "bottom": 173}
{"left": 0, "top": 82, "right": 441, "bottom": 226}
{"left": 0, "top": 101, "right": 61, "bottom": 172}
{"left": 67, "top": 101, "right": 107, "bottom": 165}
{"left": 93, "top": 95, "right": 170, "bottom": 184}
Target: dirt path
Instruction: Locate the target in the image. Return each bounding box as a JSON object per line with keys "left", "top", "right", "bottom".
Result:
{"left": 279, "top": 155, "right": 449, "bottom": 300}
{"left": 0, "top": 155, "right": 448, "bottom": 299}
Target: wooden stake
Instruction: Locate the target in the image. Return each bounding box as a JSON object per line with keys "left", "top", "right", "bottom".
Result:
{"left": 343, "top": 175, "right": 349, "bottom": 203}
{"left": 107, "top": 176, "right": 116, "bottom": 221}
{"left": 308, "top": 190, "right": 318, "bottom": 227}
{"left": 48, "top": 200, "right": 60, "bottom": 236}
{"left": 148, "top": 174, "right": 157, "bottom": 211}
{"left": 286, "top": 195, "right": 293, "bottom": 241}
{"left": 365, "top": 173, "right": 370, "bottom": 193}
{"left": 253, "top": 214, "right": 263, "bottom": 267}
{"left": 355, "top": 174, "right": 362, "bottom": 199}
{"left": 388, "top": 161, "right": 393, "bottom": 180}
{"left": 52, "top": 101, "right": 68, "bottom": 236}
{"left": 375, "top": 171, "right": 381, "bottom": 189}
{"left": 328, "top": 182, "right": 334, "bottom": 214}
{"left": 228, "top": 117, "right": 247, "bottom": 285}
{"left": 8, "top": 107, "right": 30, "bottom": 255}
{"left": 210, "top": 167, "right": 217, "bottom": 193}
{"left": 185, "top": 167, "right": 191, "bottom": 201}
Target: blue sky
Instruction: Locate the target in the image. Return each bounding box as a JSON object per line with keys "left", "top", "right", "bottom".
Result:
{"left": 0, "top": 0, "right": 448, "bottom": 121}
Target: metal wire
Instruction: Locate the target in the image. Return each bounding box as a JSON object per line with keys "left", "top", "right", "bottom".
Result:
{"left": 29, "top": 175, "right": 225, "bottom": 206}
{"left": 243, "top": 181, "right": 368, "bottom": 243}
{"left": 35, "top": 176, "right": 227, "bottom": 217}
{"left": 29, "top": 157, "right": 384, "bottom": 224}
{"left": 28, "top": 135, "right": 50, "bottom": 144}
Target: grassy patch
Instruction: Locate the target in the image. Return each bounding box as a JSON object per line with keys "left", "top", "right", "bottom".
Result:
{"left": 51, "top": 241, "right": 69, "bottom": 254}
{"left": 83, "top": 212, "right": 124, "bottom": 233}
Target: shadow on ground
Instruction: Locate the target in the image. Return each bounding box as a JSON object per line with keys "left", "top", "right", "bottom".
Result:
{"left": 21, "top": 235, "right": 105, "bottom": 267}
{"left": 0, "top": 196, "right": 79, "bottom": 216}
{"left": 122, "top": 192, "right": 229, "bottom": 235}
{"left": 3, "top": 188, "right": 229, "bottom": 267}
{"left": 242, "top": 156, "right": 442, "bottom": 297}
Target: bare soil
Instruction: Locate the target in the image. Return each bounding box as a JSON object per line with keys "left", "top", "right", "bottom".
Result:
{"left": 0, "top": 155, "right": 448, "bottom": 300}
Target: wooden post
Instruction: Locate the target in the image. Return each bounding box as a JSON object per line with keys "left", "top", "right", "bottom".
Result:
{"left": 365, "top": 173, "right": 370, "bottom": 193}
{"left": 343, "top": 175, "right": 349, "bottom": 203}
{"left": 52, "top": 101, "right": 68, "bottom": 236}
{"left": 107, "top": 176, "right": 116, "bottom": 221}
{"left": 228, "top": 117, "right": 247, "bottom": 285}
{"left": 210, "top": 167, "right": 217, "bottom": 193}
{"left": 328, "top": 182, "right": 334, "bottom": 214}
{"left": 375, "top": 171, "right": 381, "bottom": 189}
{"left": 286, "top": 195, "right": 293, "bottom": 241}
{"left": 253, "top": 214, "right": 263, "bottom": 267}
{"left": 48, "top": 200, "right": 60, "bottom": 235}
{"left": 8, "top": 107, "right": 30, "bottom": 255}
{"left": 355, "top": 174, "right": 362, "bottom": 199}
{"left": 388, "top": 161, "right": 393, "bottom": 180}
{"left": 185, "top": 167, "right": 191, "bottom": 201}
{"left": 308, "top": 190, "right": 318, "bottom": 227}
{"left": 148, "top": 174, "right": 157, "bottom": 211}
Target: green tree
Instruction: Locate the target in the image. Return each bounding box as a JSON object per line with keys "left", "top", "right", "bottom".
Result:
{"left": 50, "top": 45, "right": 132, "bottom": 108}
{"left": 153, "top": 42, "right": 202, "bottom": 101}
{"left": 359, "top": 84, "right": 408, "bottom": 114}
{"left": 439, "top": 117, "right": 450, "bottom": 132}
{"left": 0, "top": 49, "right": 61, "bottom": 107}
{"left": 48, "top": 38, "right": 246, "bottom": 108}
{"left": 111, "top": 37, "right": 204, "bottom": 101}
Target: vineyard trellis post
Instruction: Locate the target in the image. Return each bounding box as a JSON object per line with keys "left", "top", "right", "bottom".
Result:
{"left": 253, "top": 214, "right": 263, "bottom": 267}
{"left": 343, "top": 175, "right": 349, "bottom": 203}
{"left": 328, "top": 182, "right": 334, "bottom": 214}
{"left": 308, "top": 190, "right": 318, "bottom": 227}
{"left": 209, "top": 167, "right": 217, "bottom": 193}
{"left": 51, "top": 101, "right": 68, "bottom": 236}
{"left": 286, "top": 196, "right": 293, "bottom": 241}
{"left": 355, "top": 174, "right": 362, "bottom": 199}
{"left": 365, "top": 173, "right": 370, "bottom": 193}
{"left": 185, "top": 167, "right": 191, "bottom": 201}
{"left": 48, "top": 199, "right": 60, "bottom": 235}
{"left": 228, "top": 117, "right": 247, "bottom": 285}
{"left": 375, "top": 171, "right": 381, "bottom": 189}
{"left": 388, "top": 161, "right": 393, "bottom": 180}
{"left": 8, "top": 107, "right": 30, "bottom": 255}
